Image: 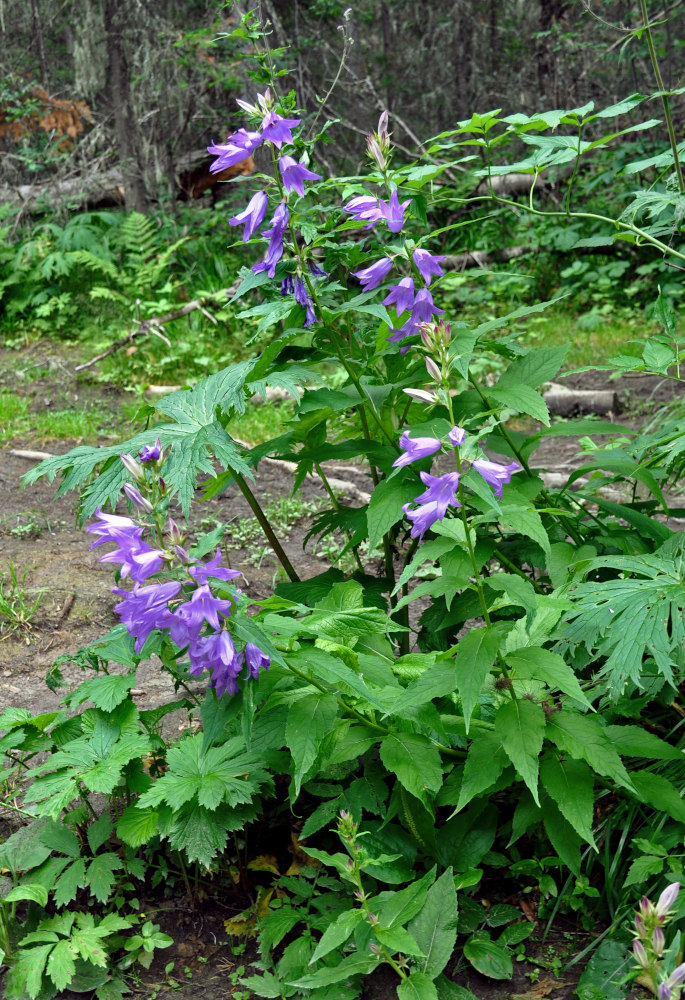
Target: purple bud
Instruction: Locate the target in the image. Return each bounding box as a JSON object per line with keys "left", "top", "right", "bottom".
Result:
{"left": 658, "top": 985, "right": 672, "bottom": 1000}
{"left": 640, "top": 896, "right": 653, "bottom": 917}
{"left": 403, "top": 388, "right": 437, "bottom": 404}
{"left": 667, "top": 963, "right": 685, "bottom": 988}
{"left": 123, "top": 482, "right": 154, "bottom": 513}
{"left": 635, "top": 913, "right": 647, "bottom": 938}
{"left": 167, "top": 518, "right": 183, "bottom": 544}
{"left": 653, "top": 926, "right": 666, "bottom": 956}
{"left": 139, "top": 438, "right": 162, "bottom": 464}
{"left": 448, "top": 425, "right": 466, "bottom": 447}
{"left": 657, "top": 883, "right": 680, "bottom": 916}
{"left": 425, "top": 357, "right": 442, "bottom": 383}
{"left": 633, "top": 940, "right": 650, "bottom": 969}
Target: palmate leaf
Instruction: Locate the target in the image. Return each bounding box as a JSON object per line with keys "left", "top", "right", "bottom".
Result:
{"left": 564, "top": 552, "right": 685, "bottom": 696}
{"left": 22, "top": 357, "right": 312, "bottom": 518}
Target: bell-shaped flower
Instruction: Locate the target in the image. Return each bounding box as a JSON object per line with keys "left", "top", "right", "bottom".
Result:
{"left": 380, "top": 189, "right": 411, "bottom": 233}
{"left": 472, "top": 458, "right": 521, "bottom": 499}
{"left": 392, "top": 430, "right": 441, "bottom": 468}
{"left": 656, "top": 883, "right": 680, "bottom": 917}
{"left": 230, "top": 190, "right": 268, "bottom": 242}
{"left": 252, "top": 202, "right": 289, "bottom": 279}
{"left": 207, "top": 128, "right": 262, "bottom": 173}
{"left": 113, "top": 581, "right": 181, "bottom": 653}
{"left": 413, "top": 248, "right": 447, "bottom": 286}
{"left": 411, "top": 287, "right": 444, "bottom": 323}
{"left": 352, "top": 257, "right": 393, "bottom": 290}
{"left": 344, "top": 194, "right": 385, "bottom": 229}
{"left": 278, "top": 155, "right": 321, "bottom": 197}
{"left": 261, "top": 110, "right": 301, "bottom": 147}
{"left": 245, "top": 642, "right": 270, "bottom": 679}
{"left": 414, "top": 470, "right": 461, "bottom": 519}
{"left": 402, "top": 500, "right": 442, "bottom": 541}
{"left": 189, "top": 549, "right": 242, "bottom": 586}
{"left": 383, "top": 276, "right": 415, "bottom": 316}
{"left": 190, "top": 630, "right": 243, "bottom": 697}
{"left": 139, "top": 438, "right": 162, "bottom": 463}
{"left": 169, "top": 584, "right": 233, "bottom": 648}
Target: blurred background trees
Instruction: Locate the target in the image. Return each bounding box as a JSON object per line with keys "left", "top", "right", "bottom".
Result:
{"left": 0, "top": 0, "right": 682, "bottom": 210}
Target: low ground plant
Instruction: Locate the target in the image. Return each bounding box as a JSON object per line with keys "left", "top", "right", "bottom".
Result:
{"left": 3, "top": 9, "right": 685, "bottom": 1000}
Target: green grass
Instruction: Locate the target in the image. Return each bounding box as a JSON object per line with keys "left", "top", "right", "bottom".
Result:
{"left": 0, "top": 565, "right": 44, "bottom": 633}
{"left": 0, "top": 391, "right": 121, "bottom": 443}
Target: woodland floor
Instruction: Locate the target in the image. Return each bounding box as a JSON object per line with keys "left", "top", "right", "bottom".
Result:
{"left": 1, "top": 339, "right": 681, "bottom": 999}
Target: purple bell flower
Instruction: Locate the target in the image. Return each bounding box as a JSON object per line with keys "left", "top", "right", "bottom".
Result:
{"left": 448, "top": 426, "right": 466, "bottom": 447}
{"left": 392, "top": 430, "right": 442, "bottom": 468}
{"left": 293, "top": 276, "right": 309, "bottom": 307}
{"left": 189, "top": 549, "right": 242, "bottom": 586}
{"left": 245, "top": 642, "right": 270, "bottom": 679}
{"left": 656, "top": 883, "right": 680, "bottom": 917}
{"left": 657, "top": 985, "right": 672, "bottom": 1000}
{"left": 113, "top": 581, "right": 181, "bottom": 653}
{"left": 230, "top": 190, "right": 269, "bottom": 242}
{"left": 666, "top": 963, "right": 685, "bottom": 988}
{"left": 190, "top": 630, "right": 243, "bottom": 697}
{"left": 383, "top": 277, "right": 415, "bottom": 316}
{"left": 169, "top": 584, "right": 233, "bottom": 647}
{"left": 472, "top": 459, "right": 521, "bottom": 499}
{"left": 380, "top": 189, "right": 411, "bottom": 234}
{"left": 252, "top": 202, "right": 289, "bottom": 279}
{"left": 413, "top": 248, "right": 447, "bottom": 286}
{"left": 414, "top": 471, "right": 461, "bottom": 518}
{"left": 139, "top": 438, "right": 162, "bottom": 463}
{"left": 207, "top": 129, "right": 262, "bottom": 173}
{"left": 343, "top": 194, "right": 386, "bottom": 229}
{"left": 278, "top": 155, "right": 321, "bottom": 197}
{"left": 352, "top": 257, "right": 393, "bottom": 290}
{"left": 261, "top": 110, "right": 301, "bottom": 148}
{"left": 123, "top": 482, "right": 153, "bottom": 514}
{"left": 411, "top": 287, "right": 444, "bottom": 323}
{"left": 402, "top": 500, "right": 442, "bottom": 541}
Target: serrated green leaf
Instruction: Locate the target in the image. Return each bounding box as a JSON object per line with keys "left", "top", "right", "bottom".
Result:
{"left": 505, "top": 647, "right": 592, "bottom": 708}
{"left": 13, "top": 943, "right": 53, "bottom": 999}
{"left": 376, "top": 867, "right": 436, "bottom": 929}
{"left": 631, "top": 771, "right": 685, "bottom": 823}
{"left": 624, "top": 854, "right": 665, "bottom": 887}
{"left": 546, "top": 711, "right": 635, "bottom": 791}
{"left": 488, "top": 384, "right": 550, "bottom": 425}
{"left": 540, "top": 754, "right": 596, "bottom": 847}
{"left": 499, "top": 505, "right": 551, "bottom": 557}
{"left": 368, "top": 477, "right": 420, "bottom": 551}
{"left": 408, "top": 868, "right": 458, "bottom": 979}
{"left": 166, "top": 802, "right": 229, "bottom": 867}
{"left": 86, "top": 853, "right": 123, "bottom": 904}
{"left": 496, "top": 699, "right": 545, "bottom": 804}
{"left": 456, "top": 730, "right": 508, "bottom": 812}
{"left": 286, "top": 693, "right": 339, "bottom": 795}
{"left": 66, "top": 673, "right": 137, "bottom": 712}
{"left": 543, "top": 799, "right": 582, "bottom": 876}
{"left": 385, "top": 662, "right": 458, "bottom": 718}
{"left": 287, "top": 952, "right": 379, "bottom": 987}
{"left": 604, "top": 725, "right": 683, "bottom": 760}
{"left": 116, "top": 803, "right": 159, "bottom": 848}
{"left": 398, "top": 972, "right": 439, "bottom": 1000}
{"left": 454, "top": 627, "right": 500, "bottom": 733}
{"left": 309, "top": 909, "right": 365, "bottom": 964}
{"left": 379, "top": 732, "right": 442, "bottom": 809}
{"left": 498, "top": 345, "right": 567, "bottom": 388}
{"left": 54, "top": 858, "right": 86, "bottom": 907}
{"left": 46, "top": 938, "right": 76, "bottom": 992}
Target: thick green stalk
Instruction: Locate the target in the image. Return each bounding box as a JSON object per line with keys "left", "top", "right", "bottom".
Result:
{"left": 232, "top": 472, "right": 300, "bottom": 582}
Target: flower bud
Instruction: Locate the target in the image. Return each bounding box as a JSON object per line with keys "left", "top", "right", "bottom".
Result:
{"left": 167, "top": 518, "right": 184, "bottom": 544}
{"left": 436, "top": 319, "right": 452, "bottom": 348}
{"left": 633, "top": 939, "right": 650, "bottom": 970}
{"left": 403, "top": 388, "right": 437, "bottom": 404}
{"left": 366, "top": 133, "right": 386, "bottom": 171}
{"left": 377, "top": 110, "right": 389, "bottom": 146}
{"left": 640, "top": 896, "right": 653, "bottom": 918}
{"left": 368, "top": 912, "right": 379, "bottom": 926}
{"left": 653, "top": 926, "right": 665, "bottom": 956}
{"left": 635, "top": 913, "right": 646, "bottom": 938}
{"left": 657, "top": 883, "right": 680, "bottom": 917}
{"left": 667, "top": 962, "right": 685, "bottom": 988}
{"left": 425, "top": 357, "right": 442, "bottom": 383}
{"left": 120, "top": 453, "right": 144, "bottom": 481}
{"left": 123, "top": 482, "right": 153, "bottom": 513}
{"left": 658, "top": 985, "right": 672, "bottom": 1000}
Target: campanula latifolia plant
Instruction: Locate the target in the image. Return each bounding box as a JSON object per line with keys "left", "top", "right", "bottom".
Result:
{"left": 8, "top": 7, "right": 685, "bottom": 997}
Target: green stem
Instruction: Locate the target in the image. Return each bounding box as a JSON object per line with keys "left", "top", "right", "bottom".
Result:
{"left": 232, "top": 472, "right": 300, "bottom": 582}
{"left": 313, "top": 461, "right": 365, "bottom": 574}
{"left": 492, "top": 547, "right": 545, "bottom": 592}
{"left": 639, "top": 0, "right": 685, "bottom": 193}
{"left": 177, "top": 850, "right": 194, "bottom": 906}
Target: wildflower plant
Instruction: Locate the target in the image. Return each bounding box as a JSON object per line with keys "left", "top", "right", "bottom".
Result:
{"left": 11, "top": 8, "right": 685, "bottom": 998}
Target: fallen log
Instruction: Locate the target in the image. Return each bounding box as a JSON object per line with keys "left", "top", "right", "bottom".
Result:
{"left": 543, "top": 382, "right": 619, "bottom": 416}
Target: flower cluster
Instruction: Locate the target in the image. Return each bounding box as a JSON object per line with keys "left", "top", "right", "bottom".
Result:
{"left": 208, "top": 89, "right": 322, "bottom": 326}
{"left": 395, "top": 424, "right": 520, "bottom": 540}
{"left": 88, "top": 443, "right": 269, "bottom": 698}
{"left": 631, "top": 883, "right": 685, "bottom": 999}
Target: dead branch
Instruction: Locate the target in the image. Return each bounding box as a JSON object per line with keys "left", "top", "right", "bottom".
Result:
{"left": 73, "top": 282, "right": 240, "bottom": 373}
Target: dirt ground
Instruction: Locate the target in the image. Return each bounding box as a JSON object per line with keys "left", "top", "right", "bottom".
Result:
{"left": 0, "top": 341, "right": 677, "bottom": 1000}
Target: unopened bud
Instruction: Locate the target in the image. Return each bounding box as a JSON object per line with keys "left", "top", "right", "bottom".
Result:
{"left": 377, "top": 110, "right": 389, "bottom": 145}
{"left": 236, "top": 97, "right": 259, "bottom": 116}
{"left": 657, "top": 883, "right": 680, "bottom": 917}
{"left": 403, "top": 387, "right": 438, "bottom": 404}
{"left": 123, "top": 482, "right": 153, "bottom": 513}
{"left": 368, "top": 912, "right": 379, "bottom": 926}
{"left": 653, "top": 926, "right": 665, "bottom": 956}
{"left": 657, "top": 985, "right": 672, "bottom": 1000}
{"left": 419, "top": 323, "right": 433, "bottom": 349}
{"left": 667, "top": 962, "right": 685, "bottom": 988}
{"left": 120, "top": 453, "right": 144, "bottom": 481}
{"left": 425, "top": 357, "right": 442, "bottom": 383}
{"left": 366, "top": 133, "right": 386, "bottom": 171}
{"left": 436, "top": 319, "right": 451, "bottom": 348}
{"left": 633, "top": 940, "right": 650, "bottom": 970}
{"left": 635, "top": 913, "right": 646, "bottom": 938}
{"left": 167, "top": 518, "right": 183, "bottom": 544}
{"left": 640, "top": 896, "right": 653, "bottom": 918}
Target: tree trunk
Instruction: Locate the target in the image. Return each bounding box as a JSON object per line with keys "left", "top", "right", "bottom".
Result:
{"left": 104, "top": 0, "right": 146, "bottom": 213}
